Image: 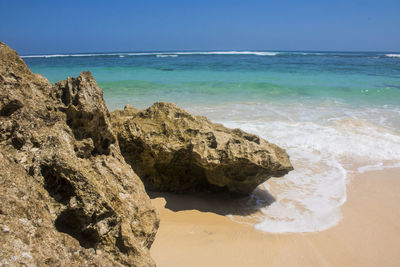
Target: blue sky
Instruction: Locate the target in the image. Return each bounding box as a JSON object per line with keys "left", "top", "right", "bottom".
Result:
{"left": 1, "top": 0, "right": 399, "bottom": 54}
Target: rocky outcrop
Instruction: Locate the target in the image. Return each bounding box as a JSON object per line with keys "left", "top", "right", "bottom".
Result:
{"left": 0, "top": 43, "right": 159, "bottom": 266}
{"left": 111, "top": 103, "right": 293, "bottom": 194}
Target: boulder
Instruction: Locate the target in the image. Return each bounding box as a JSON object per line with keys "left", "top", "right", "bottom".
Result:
{"left": 0, "top": 42, "right": 159, "bottom": 266}
{"left": 111, "top": 102, "right": 293, "bottom": 194}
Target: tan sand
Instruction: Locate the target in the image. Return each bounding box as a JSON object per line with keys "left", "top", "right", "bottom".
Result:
{"left": 150, "top": 168, "right": 400, "bottom": 267}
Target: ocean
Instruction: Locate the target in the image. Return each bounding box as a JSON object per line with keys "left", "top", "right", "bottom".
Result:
{"left": 23, "top": 51, "right": 400, "bottom": 233}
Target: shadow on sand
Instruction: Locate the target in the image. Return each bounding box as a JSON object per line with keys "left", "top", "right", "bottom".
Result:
{"left": 147, "top": 186, "right": 275, "bottom": 217}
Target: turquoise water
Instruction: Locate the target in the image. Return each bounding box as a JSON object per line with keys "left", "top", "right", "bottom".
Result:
{"left": 23, "top": 51, "right": 400, "bottom": 233}
{"left": 23, "top": 51, "right": 400, "bottom": 110}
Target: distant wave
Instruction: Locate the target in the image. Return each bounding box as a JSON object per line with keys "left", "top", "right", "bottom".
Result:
{"left": 156, "top": 54, "right": 178, "bottom": 58}
{"left": 21, "top": 51, "right": 398, "bottom": 59}
{"left": 386, "top": 54, "right": 400, "bottom": 58}
{"left": 21, "top": 53, "right": 121, "bottom": 58}
{"left": 22, "top": 54, "right": 69, "bottom": 58}
{"left": 137, "top": 51, "right": 278, "bottom": 56}
{"left": 176, "top": 51, "right": 279, "bottom": 56}
{"left": 21, "top": 51, "right": 279, "bottom": 58}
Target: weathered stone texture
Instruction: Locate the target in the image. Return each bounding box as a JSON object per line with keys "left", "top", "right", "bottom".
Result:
{"left": 0, "top": 42, "right": 159, "bottom": 266}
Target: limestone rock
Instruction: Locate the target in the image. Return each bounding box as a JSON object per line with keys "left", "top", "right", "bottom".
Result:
{"left": 111, "top": 102, "right": 293, "bottom": 194}
{"left": 0, "top": 42, "right": 159, "bottom": 266}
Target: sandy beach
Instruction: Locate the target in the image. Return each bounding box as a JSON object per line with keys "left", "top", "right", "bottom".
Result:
{"left": 2, "top": 1, "right": 400, "bottom": 265}
{"left": 151, "top": 168, "right": 400, "bottom": 267}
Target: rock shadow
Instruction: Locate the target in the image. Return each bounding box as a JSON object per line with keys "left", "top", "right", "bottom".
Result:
{"left": 148, "top": 186, "right": 275, "bottom": 217}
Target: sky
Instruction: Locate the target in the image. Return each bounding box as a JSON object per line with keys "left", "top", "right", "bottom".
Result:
{"left": 0, "top": 0, "right": 399, "bottom": 54}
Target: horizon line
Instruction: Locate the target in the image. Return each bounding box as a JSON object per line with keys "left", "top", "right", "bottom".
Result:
{"left": 20, "top": 49, "right": 400, "bottom": 57}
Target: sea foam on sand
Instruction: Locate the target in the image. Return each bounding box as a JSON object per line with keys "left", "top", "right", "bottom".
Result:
{"left": 191, "top": 102, "right": 400, "bottom": 233}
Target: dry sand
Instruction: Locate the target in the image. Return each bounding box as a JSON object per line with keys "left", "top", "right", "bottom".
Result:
{"left": 150, "top": 168, "right": 400, "bottom": 267}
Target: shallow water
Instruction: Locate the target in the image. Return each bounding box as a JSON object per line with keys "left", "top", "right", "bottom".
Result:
{"left": 24, "top": 51, "right": 400, "bottom": 233}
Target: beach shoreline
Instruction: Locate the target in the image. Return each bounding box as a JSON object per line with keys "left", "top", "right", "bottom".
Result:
{"left": 150, "top": 167, "right": 400, "bottom": 267}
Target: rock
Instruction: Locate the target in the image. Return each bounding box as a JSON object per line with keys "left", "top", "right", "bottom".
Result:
{"left": 111, "top": 102, "right": 293, "bottom": 195}
{"left": 0, "top": 42, "right": 159, "bottom": 266}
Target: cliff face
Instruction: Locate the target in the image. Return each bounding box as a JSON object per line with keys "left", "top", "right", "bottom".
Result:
{"left": 0, "top": 43, "right": 159, "bottom": 266}
{"left": 111, "top": 103, "right": 293, "bottom": 194}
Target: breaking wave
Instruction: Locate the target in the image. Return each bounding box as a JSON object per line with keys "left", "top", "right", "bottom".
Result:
{"left": 193, "top": 102, "right": 400, "bottom": 233}
{"left": 386, "top": 54, "right": 400, "bottom": 58}
{"left": 21, "top": 51, "right": 279, "bottom": 58}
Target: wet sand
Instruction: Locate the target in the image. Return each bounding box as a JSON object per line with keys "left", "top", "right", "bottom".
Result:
{"left": 150, "top": 168, "right": 400, "bottom": 267}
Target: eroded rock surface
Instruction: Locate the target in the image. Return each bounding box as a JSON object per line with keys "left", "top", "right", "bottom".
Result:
{"left": 0, "top": 42, "right": 159, "bottom": 266}
{"left": 111, "top": 103, "right": 293, "bottom": 194}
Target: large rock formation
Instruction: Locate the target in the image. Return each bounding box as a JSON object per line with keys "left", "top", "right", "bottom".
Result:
{"left": 0, "top": 43, "right": 159, "bottom": 266}
{"left": 111, "top": 103, "right": 293, "bottom": 194}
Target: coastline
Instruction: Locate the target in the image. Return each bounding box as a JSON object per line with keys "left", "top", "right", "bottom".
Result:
{"left": 150, "top": 167, "right": 400, "bottom": 267}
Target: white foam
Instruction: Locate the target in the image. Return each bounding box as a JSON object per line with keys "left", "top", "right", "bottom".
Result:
{"left": 21, "top": 51, "right": 278, "bottom": 58}
{"left": 284, "top": 52, "right": 324, "bottom": 56}
{"left": 254, "top": 155, "right": 346, "bottom": 233}
{"left": 21, "top": 53, "right": 122, "bottom": 58}
{"left": 22, "top": 51, "right": 396, "bottom": 59}
{"left": 127, "top": 51, "right": 278, "bottom": 56}
{"left": 386, "top": 54, "right": 400, "bottom": 58}
{"left": 190, "top": 102, "right": 400, "bottom": 233}
{"left": 192, "top": 51, "right": 278, "bottom": 56}
{"left": 357, "top": 162, "right": 400, "bottom": 173}
{"left": 21, "top": 54, "right": 70, "bottom": 58}
{"left": 156, "top": 54, "right": 178, "bottom": 58}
